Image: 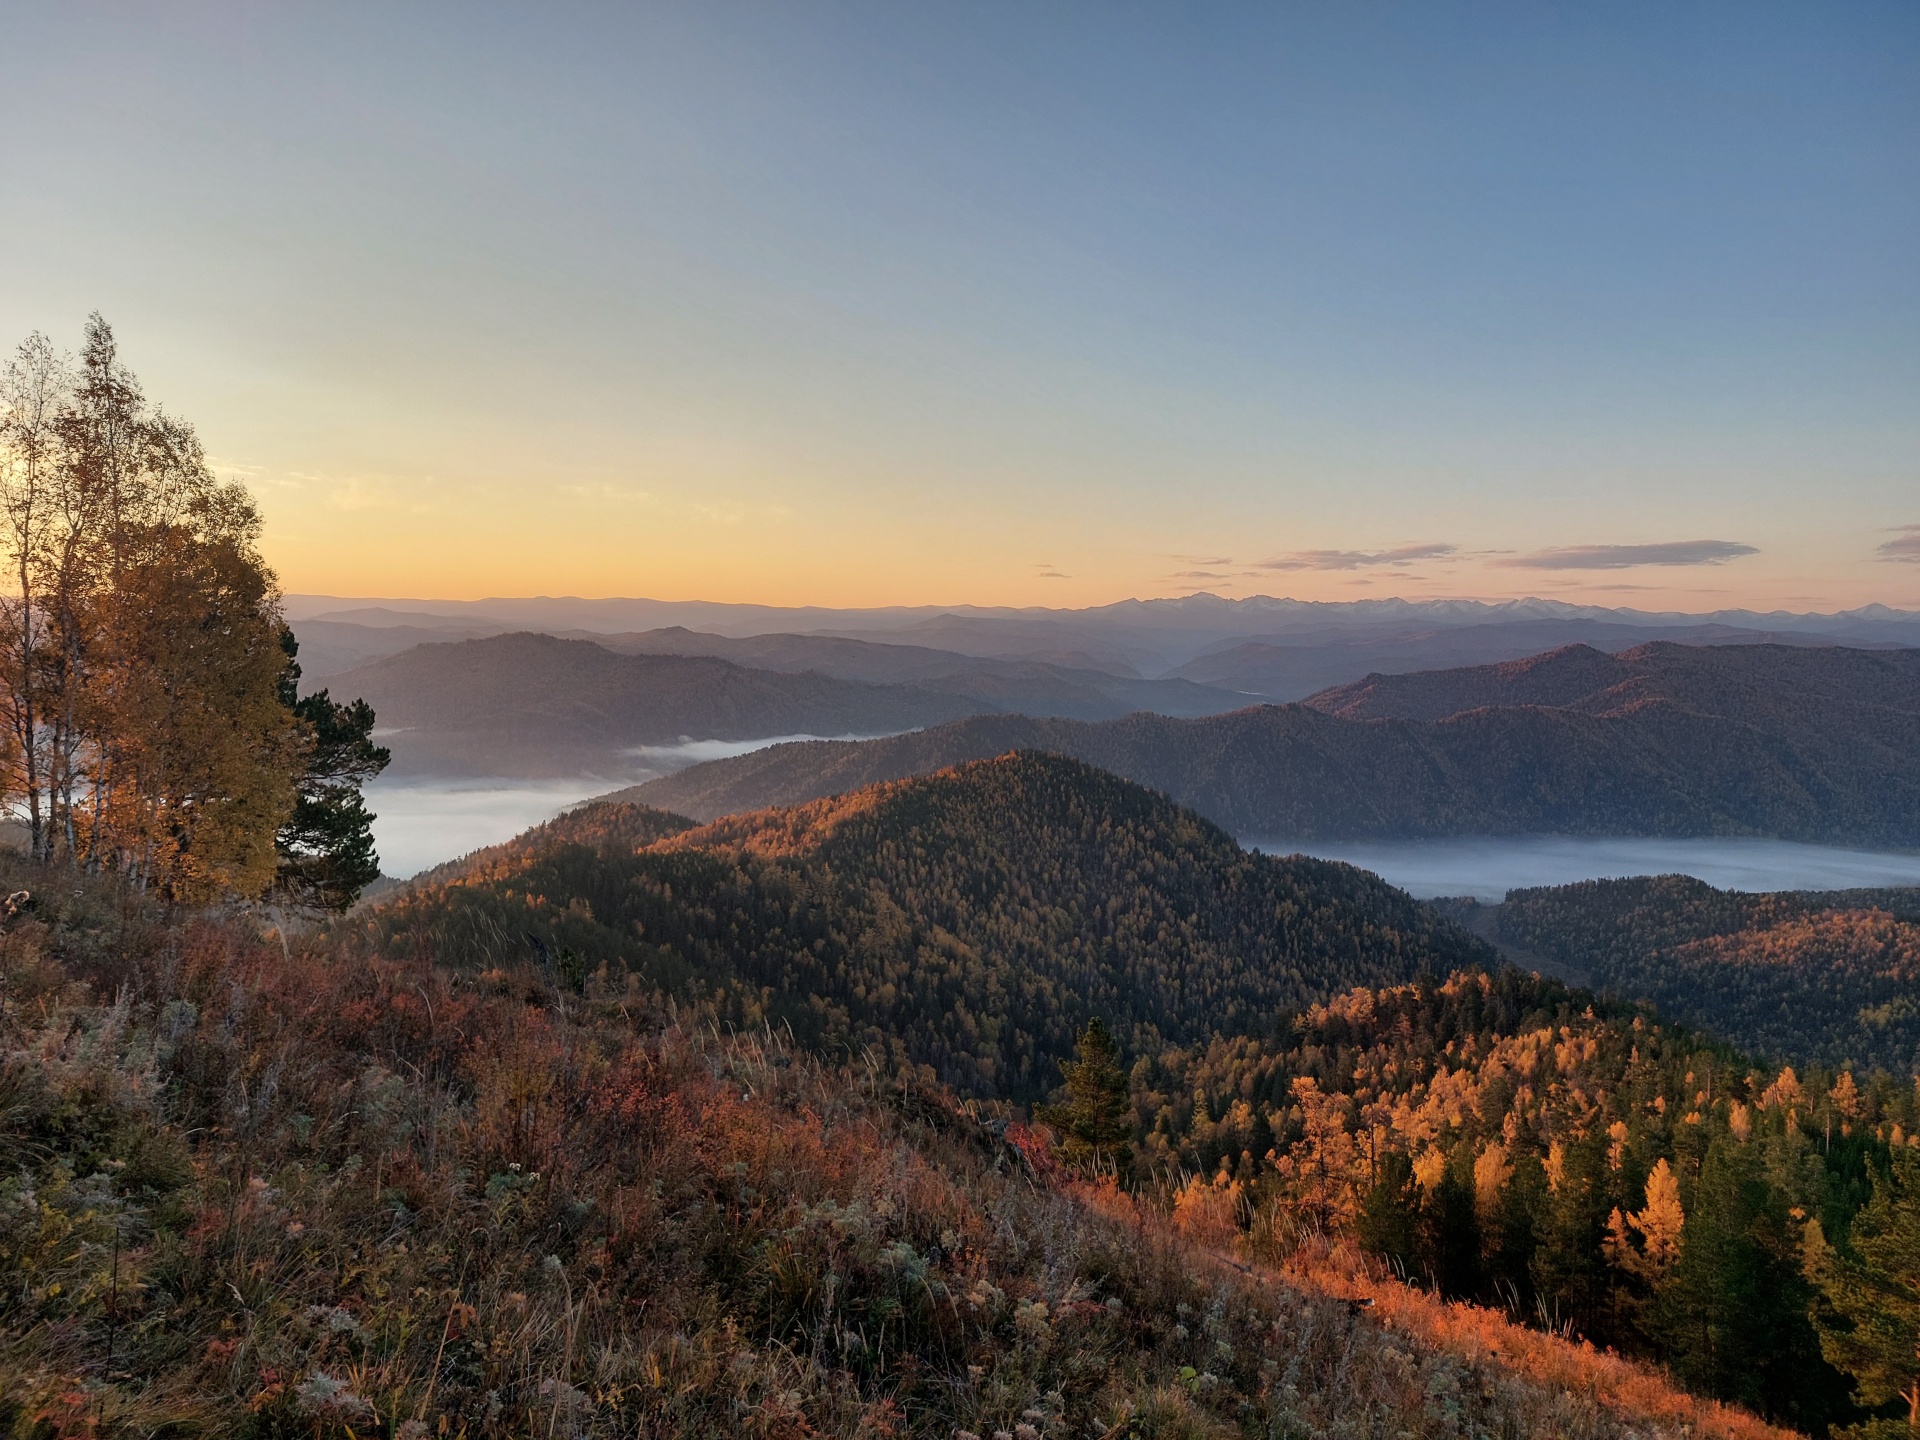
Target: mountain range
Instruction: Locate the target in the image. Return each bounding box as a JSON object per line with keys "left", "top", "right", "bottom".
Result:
{"left": 290, "top": 591, "right": 1920, "bottom": 702}
{"left": 617, "top": 642, "right": 1920, "bottom": 845}
{"left": 327, "top": 631, "right": 983, "bottom": 777}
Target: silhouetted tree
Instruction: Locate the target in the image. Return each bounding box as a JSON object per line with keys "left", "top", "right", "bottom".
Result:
{"left": 273, "top": 628, "right": 390, "bottom": 910}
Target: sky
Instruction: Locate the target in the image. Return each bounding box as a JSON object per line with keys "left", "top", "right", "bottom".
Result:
{"left": 2, "top": 2, "right": 1917, "bottom": 612}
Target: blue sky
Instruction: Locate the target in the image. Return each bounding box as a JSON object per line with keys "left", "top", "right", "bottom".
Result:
{"left": 2, "top": 2, "right": 1916, "bottom": 608}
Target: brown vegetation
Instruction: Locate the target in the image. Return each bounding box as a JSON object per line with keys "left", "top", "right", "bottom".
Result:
{"left": 0, "top": 856, "right": 1741, "bottom": 1438}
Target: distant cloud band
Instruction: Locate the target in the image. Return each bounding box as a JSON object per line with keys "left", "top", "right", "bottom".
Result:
{"left": 1258, "top": 543, "right": 1457, "bottom": 571}
{"left": 1493, "top": 540, "right": 1758, "bottom": 571}
{"left": 1878, "top": 526, "right": 1920, "bottom": 564}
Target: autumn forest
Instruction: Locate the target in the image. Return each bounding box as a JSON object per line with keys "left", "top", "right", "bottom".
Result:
{"left": 2, "top": 319, "right": 1919, "bottom": 1440}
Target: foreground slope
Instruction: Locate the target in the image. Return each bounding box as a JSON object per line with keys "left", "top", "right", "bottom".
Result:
{"left": 371, "top": 752, "right": 1492, "bottom": 1095}
{"left": 622, "top": 643, "right": 1920, "bottom": 844}
{"left": 2, "top": 864, "right": 1777, "bottom": 1439}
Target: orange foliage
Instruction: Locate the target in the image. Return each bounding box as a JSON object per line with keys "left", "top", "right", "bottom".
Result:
{"left": 1285, "top": 1243, "right": 1802, "bottom": 1440}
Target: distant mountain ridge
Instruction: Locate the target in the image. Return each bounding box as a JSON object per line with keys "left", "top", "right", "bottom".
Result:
{"left": 323, "top": 630, "right": 1261, "bottom": 777}
{"left": 616, "top": 642, "right": 1920, "bottom": 845}
{"left": 288, "top": 590, "right": 1920, "bottom": 678}
{"left": 326, "top": 632, "right": 984, "bottom": 776}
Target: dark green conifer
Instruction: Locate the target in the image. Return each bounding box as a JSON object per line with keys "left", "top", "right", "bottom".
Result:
{"left": 1660, "top": 1132, "right": 1844, "bottom": 1430}
{"left": 272, "top": 629, "right": 391, "bottom": 910}
{"left": 1046, "top": 1017, "right": 1133, "bottom": 1181}
{"left": 1810, "top": 1152, "right": 1920, "bottom": 1432}
{"left": 1356, "top": 1151, "right": 1419, "bottom": 1278}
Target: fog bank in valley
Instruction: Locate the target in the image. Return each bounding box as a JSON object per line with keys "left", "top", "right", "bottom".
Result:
{"left": 367, "top": 734, "right": 895, "bottom": 877}
{"left": 1249, "top": 834, "right": 1920, "bottom": 902}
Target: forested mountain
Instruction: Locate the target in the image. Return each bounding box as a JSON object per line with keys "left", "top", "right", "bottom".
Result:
{"left": 367, "top": 752, "right": 1492, "bottom": 1096}
{"left": 1170, "top": 621, "right": 1907, "bottom": 701}
{"left": 1491, "top": 876, "right": 1920, "bottom": 1073}
{"left": 1138, "top": 967, "right": 1920, "bottom": 1431}
{"left": 619, "top": 643, "right": 1920, "bottom": 843}
{"left": 325, "top": 631, "right": 985, "bottom": 776}
{"left": 1306, "top": 640, "right": 1920, "bottom": 724}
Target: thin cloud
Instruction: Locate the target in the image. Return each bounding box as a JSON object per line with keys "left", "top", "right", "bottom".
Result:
{"left": 1257, "top": 543, "right": 1457, "bottom": 571}
{"left": 1037, "top": 570, "right": 1070, "bottom": 579}
{"left": 1877, "top": 526, "right": 1920, "bottom": 563}
{"left": 1170, "top": 569, "right": 1236, "bottom": 581}
{"left": 1492, "top": 540, "right": 1758, "bottom": 570}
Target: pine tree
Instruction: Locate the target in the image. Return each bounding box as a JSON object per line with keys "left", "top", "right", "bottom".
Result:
{"left": 272, "top": 629, "right": 390, "bottom": 910}
{"left": 1044, "top": 1017, "right": 1133, "bottom": 1181}
{"left": 1810, "top": 1152, "right": 1920, "bottom": 1430}
{"left": 1356, "top": 1150, "right": 1419, "bottom": 1278}
{"left": 1661, "top": 1132, "right": 1844, "bottom": 1429}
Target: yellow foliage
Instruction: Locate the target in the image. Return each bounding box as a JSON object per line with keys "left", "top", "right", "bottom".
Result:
{"left": 1473, "top": 1143, "right": 1512, "bottom": 1220}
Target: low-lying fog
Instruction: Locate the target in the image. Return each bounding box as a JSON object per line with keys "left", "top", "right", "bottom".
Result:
{"left": 366, "top": 734, "right": 888, "bottom": 878}
{"left": 1246, "top": 834, "right": 1920, "bottom": 901}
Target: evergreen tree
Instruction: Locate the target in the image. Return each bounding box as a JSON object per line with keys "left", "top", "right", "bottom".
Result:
{"left": 273, "top": 629, "right": 390, "bottom": 910}
{"left": 1531, "top": 1136, "right": 1612, "bottom": 1338}
{"left": 1810, "top": 1152, "right": 1920, "bottom": 1430}
{"left": 1661, "top": 1133, "right": 1844, "bottom": 1429}
{"left": 1416, "top": 1146, "right": 1482, "bottom": 1298}
{"left": 1045, "top": 1017, "right": 1133, "bottom": 1181}
{"left": 1356, "top": 1151, "right": 1419, "bottom": 1278}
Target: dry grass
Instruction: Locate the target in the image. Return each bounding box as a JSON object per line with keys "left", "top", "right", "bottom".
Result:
{"left": 1280, "top": 1240, "right": 1803, "bottom": 1440}
{"left": 0, "top": 856, "right": 1793, "bottom": 1438}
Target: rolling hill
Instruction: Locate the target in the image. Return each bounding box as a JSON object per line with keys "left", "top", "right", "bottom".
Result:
{"left": 369, "top": 751, "right": 1493, "bottom": 1096}
{"left": 617, "top": 643, "right": 1920, "bottom": 844}
{"left": 588, "top": 625, "right": 1254, "bottom": 717}
{"left": 1307, "top": 639, "right": 1920, "bottom": 723}
{"left": 1491, "top": 874, "right": 1920, "bottom": 1072}
{"left": 322, "top": 631, "right": 986, "bottom": 776}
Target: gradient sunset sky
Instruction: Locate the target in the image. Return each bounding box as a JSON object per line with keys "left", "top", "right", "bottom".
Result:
{"left": 3, "top": 3, "right": 1916, "bottom": 611}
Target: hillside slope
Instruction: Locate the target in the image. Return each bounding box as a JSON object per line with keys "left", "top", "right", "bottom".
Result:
{"left": 5, "top": 862, "right": 1713, "bottom": 1440}
{"left": 325, "top": 631, "right": 986, "bottom": 775}
{"left": 370, "top": 752, "right": 1492, "bottom": 1096}
{"left": 1170, "top": 620, "right": 1907, "bottom": 701}
{"left": 1137, "top": 966, "right": 1916, "bottom": 1431}
{"left": 1495, "top": 875, "right": 1920, "bottom": 1071}
{"left": 620, "top": 644, "right": 1920, "bottom": 844}
{"left": 1307, "top": 640, "right": 1920, "bottom": 725}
